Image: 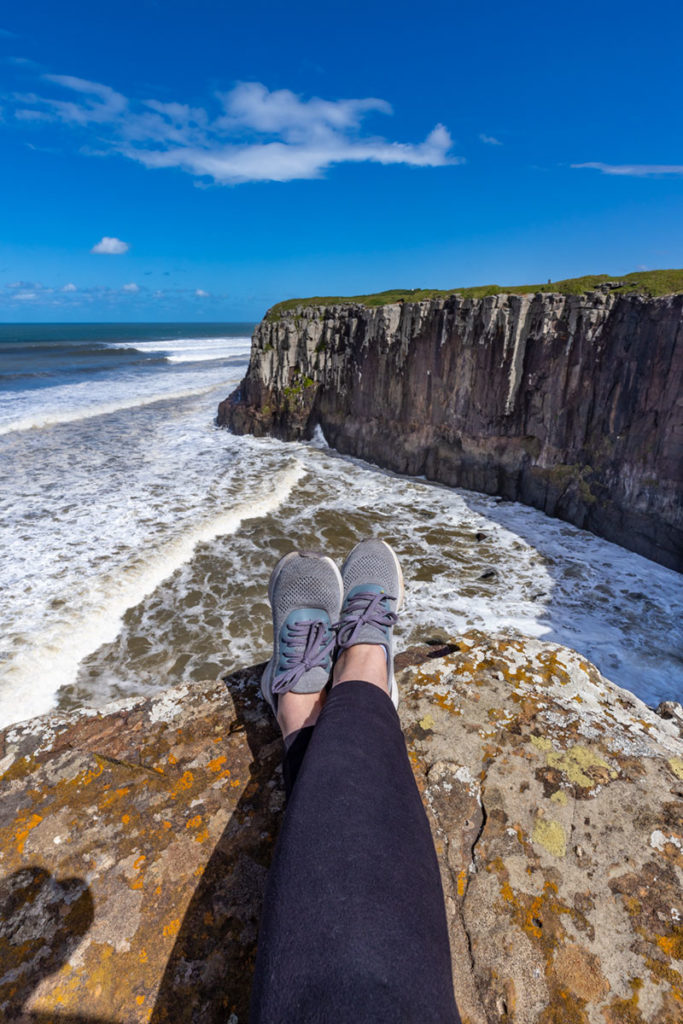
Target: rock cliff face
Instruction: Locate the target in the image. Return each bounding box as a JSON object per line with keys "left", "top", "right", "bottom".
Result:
{"left": 219, "top": 292, "right": 683, "bottom": 570}
{"left": 1, "top": 635, "right": 682, "bottom": 1023}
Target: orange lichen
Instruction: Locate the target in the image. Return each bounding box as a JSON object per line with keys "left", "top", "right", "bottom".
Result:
{"left": 657, "top": 933, "right": 683, "bottom": 959}
{"left": 169, "top": 771, "right": 194, "bottom": 798}
{"left": 433, "top": 691, "right": 457, "bottom": 714}
{"left": 499, "top": 879, "right": 572, "bottom": 948}
{"left": 0, "top": 753, "right": 39, "bottom": 783}
{"left": 644, "top": 955, "right": 683, "bottom": 1000}
{"left": 14, "top": 812, "right": 43, "bottom": 853}
{"left": 602, "top": 977, "right": 646, "bottom": 1024}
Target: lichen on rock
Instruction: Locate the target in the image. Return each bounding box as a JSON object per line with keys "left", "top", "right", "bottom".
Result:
{"left": 1, "top": 634, "right": 681, "bottom": 1023}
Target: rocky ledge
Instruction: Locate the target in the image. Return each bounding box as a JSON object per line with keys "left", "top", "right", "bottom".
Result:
{"left": 219, "top": 292, "right": 683, "bottom": 571}
{"left": 2, "top": 634, "right": 682, "bottom": 1023}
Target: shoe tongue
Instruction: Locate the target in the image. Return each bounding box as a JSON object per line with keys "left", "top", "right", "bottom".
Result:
{"left": 289, "top": 665, "right": 329, "bottom": 694}
{"left": 284, "top": 607, "right": 329, "bottom": 626}
{"left": 341, "top": 585, "right": 391, "bottom": 648}
{"left": 347, "top": 583, "right": 384, "bottom": 600}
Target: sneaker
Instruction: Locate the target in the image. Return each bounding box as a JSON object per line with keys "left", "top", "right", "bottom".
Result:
{"left": 261, "top": 550, "right": 343, "bottom": 714}
{"left": 337, "top": 539, "right": 404, "bottom": 707}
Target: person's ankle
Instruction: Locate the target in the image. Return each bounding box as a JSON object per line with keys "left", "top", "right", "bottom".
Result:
{"left": 277, "top": 690, "right": 326, "bottom": 740}
{"left": 332, "top": 643, "right": 388, "bottom": 692}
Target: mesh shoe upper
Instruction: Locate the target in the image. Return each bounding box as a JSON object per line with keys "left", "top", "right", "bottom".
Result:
{"left": 262, "top": 551, "right": 343, "bottom": 710}
{"left": 337, "top": 539, "right": 404, "bottom": 708}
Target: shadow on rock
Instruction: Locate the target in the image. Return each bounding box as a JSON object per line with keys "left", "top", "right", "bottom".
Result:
{"left": 150, "top": 663, "right": 283, "bottom": 1024}
{"left": 0, "top": 865, "right": 110, "bottom": 1023}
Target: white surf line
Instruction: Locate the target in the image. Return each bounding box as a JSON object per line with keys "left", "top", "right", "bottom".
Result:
{"left": 0, "top": 383, "right": 224, "bottom": 437}
{"left": 0, "top": 460, "right": 305, "bottom": 729}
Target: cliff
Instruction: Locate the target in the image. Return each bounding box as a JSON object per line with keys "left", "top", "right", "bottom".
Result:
{"left": 219, "top": 290, "right": 683, "bottom": 571}
{"left": 2, "top": 634, "right": 682, "bottom": 1023}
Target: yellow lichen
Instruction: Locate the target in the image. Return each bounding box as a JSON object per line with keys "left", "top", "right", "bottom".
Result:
{"left": 550, "top": 790, "right": 568, "bottom": 805}
{"left": 533, "top": 819, "right": 567, "bottom": 858}
{"left": 668, "top": 757, "right": 683, "bottom": 781}
{"left": 530, "top": 735, "right": 553, "bottom": 752}
{"left": 546, "top": 744, "right": 611, "bottom": 789}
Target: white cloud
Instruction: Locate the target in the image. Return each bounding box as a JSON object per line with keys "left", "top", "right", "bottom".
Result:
{"left": 62, "top": 282, "right": 77, "bottom": 291}
{"left": 15, "top": 291, "right": 37, "bottom": 300}
{"left": 572, "top": 162, "right": 683, "bottom": 177}
{"left": 10, "top": 75, "right": 460, "bottom": 185}
{"left": 91, "top": 236, "right": 129, "bottom": 254}
{"left": 122, "top": 281, "right": 139, "bottom": 292}
{"left": 479, "top": 133, "right": 502, "bottom": 146}
{"left": 217, "top": 81, "right": 392, "bottom": 136}
{"left": 40, "top": 74, "right": 127, "bottom": 125}
{"left": 195, "top": 288, "right": 210, "bottom": 297}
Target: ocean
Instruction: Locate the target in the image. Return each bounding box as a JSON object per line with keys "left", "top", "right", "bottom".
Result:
{"left": 0, "top": 322, "right": 681, "bottom": 730}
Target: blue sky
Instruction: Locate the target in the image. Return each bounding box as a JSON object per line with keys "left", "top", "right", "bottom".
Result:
{"left": 1, "top": 0, "right": 682, "bottom": 322}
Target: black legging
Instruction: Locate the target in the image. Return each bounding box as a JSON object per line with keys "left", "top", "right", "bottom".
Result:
{"left": 250, "top": 680, "right": 461, "bottom": 1024}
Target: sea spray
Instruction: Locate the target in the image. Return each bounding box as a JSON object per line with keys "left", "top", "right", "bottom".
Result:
{"left": 0, "top": 460, "right": 304, "bottom": 727}
{"left": 1, "top": 323, "right": 681, "bottom": 729}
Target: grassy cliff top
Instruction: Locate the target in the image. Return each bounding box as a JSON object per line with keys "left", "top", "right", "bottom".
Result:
{"left": 267, "top": 268, "right": 683, "bottom": 319}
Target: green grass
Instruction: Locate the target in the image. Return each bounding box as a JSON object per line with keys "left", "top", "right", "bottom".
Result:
{"left": 266, "top": 269, "right": 683, "bottom": 319}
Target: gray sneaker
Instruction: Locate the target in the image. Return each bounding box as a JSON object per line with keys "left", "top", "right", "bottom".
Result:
{"left": 337, "top": 538, "right": 404, "bottom": 707}
{"left": 261, "top": 550, "right": 343, "bottom": 714}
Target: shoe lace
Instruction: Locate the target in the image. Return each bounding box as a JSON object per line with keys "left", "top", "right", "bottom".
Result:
{"left": 271, "top": 618, "right": 335, "bottom": 694}
{"left": 335, "top": 590, "right": 397, "bottom": 650}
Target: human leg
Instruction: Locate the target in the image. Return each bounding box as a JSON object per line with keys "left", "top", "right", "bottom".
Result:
{"left": 250, "top": 542, "right": 460, "bottom": 1023}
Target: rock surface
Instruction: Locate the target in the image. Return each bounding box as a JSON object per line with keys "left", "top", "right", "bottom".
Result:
{"left": 1, "top": 634, "right": 682, "bottom": 1024}
{"left": 218, "top": 293, "right": 683, "bottom": 570}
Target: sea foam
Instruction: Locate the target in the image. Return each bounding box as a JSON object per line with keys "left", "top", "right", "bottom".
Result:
{"left": 0, "top": 460, "right": 303, "bottom": 728}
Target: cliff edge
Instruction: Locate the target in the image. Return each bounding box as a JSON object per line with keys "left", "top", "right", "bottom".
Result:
{"left": 219, "top": 290, "right": 683, "bottom": 571}
{"left": 1, "top": 634, "right": 682, "bottom": 1023}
